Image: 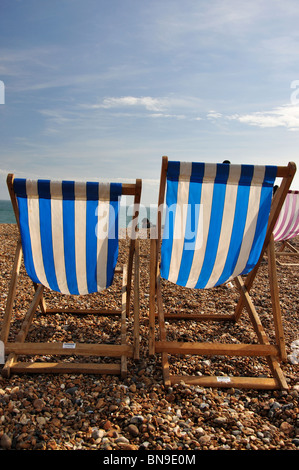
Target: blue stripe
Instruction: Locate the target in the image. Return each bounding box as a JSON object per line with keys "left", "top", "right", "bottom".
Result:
{"left": 13, "top": 178, "right": 28, "bottom": 197}
{"left": 160, "top": 181, "right": 179, "bottom": 281}
{"left": 37, "top": 180, "right": 60, "bottom": 292}
{"left": 241, "top": 165, "right": 277, "bottom": 274}
{"left": 106, "top": 183, "right": 121, "bottom": 288}
{"left": 215, "top": 165, "right": 254, "bottom": 286}
{"left": 110, "top": 182, "right": 122, "bottom": 201}
{"left": 62, "top": 181, "right": 79, "bottom": 295}
{"left": 176, "top": 162, "right": 204, "bottom": 286}
{"left": 14, "top": 180, "right": 40, "bottom": 284}
{"left": 86, "top": 182, "right": 99, "bottom": 293}
{"left": 161, "top": 161, "right": 181, "bottom": 280}
{"left": 195, "top": 163, "right": 230, "bottom": 288}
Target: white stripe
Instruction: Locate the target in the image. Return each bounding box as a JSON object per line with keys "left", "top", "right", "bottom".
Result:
{"left": 274, "top": 192, "right": 299, "bottom": 241}
{"left": 167, "top": 162, "right": 192, "bottom": 284}
{"left": 50, "top": 181, "right": 70, "bottom": 295}
{"left": 204, "top": 165, "right": 242, "bottom": 289}
{"left": 186, "top": 163, "right": 217, "bottom": 288}
{"left": 26, "top": 180, "right": 50, "bottom": 289}
{"left": 288, "top": 193, "right": 299, "bottom": 238}
{"left": 228, "top": 166, "right": 265, "bottom": 281}
{"left": 96, "top": 199, "right": 110, "bottom": 290}
{"left": 98, "top": 183, "right": 111, "bottom": 200}
{"left": 273, "top": 202, "right": 285, "bottom": 240}
{"left": 274, "top": 193, "right": 293, "bottom": 241}
{"left": 74, "top": 183, "right": 88, "bottom": 295}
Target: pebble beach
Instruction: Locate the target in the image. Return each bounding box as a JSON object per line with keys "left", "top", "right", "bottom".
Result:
{"left": 0, "top": 223, "right": 298, "bottom": 452}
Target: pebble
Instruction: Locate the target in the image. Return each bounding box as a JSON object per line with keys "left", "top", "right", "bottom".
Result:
{"left": 0, "top": 226, "right": 298, "bottom": 451}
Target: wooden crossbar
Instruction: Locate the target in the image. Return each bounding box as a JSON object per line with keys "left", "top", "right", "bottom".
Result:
{"left": 155, "top": 313, "right": 235, "bottom": 321}
{"left": 155, "top": 341, "right": 279, "bottom": 357}
{"left": 42, "top": 308, "right": 123, "bottom": 315}
{"left": 169, "top": 375, "right": 281, "bottom": 390}
{"left": 7, "top": 362, "right": 121, "bottom": 375}
{"left": 4, "top": 342, "right": 134, "bottom": 357}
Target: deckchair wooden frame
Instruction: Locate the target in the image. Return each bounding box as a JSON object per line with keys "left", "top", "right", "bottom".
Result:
{"left": 149, "top": 156, "right": 296, "bottom": 390}
{"left": 274, "top": 240, "right": 299, "bottom": 267}
{"left": 1, "top": 174, "right": 141, "bottom": 379}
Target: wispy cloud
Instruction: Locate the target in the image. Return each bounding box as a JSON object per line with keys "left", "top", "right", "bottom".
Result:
{"left": 95, "top": 96, "right": 167, "bottom": 112}
{"left": 229, "top": 104, "right": 299, "bottom": 131}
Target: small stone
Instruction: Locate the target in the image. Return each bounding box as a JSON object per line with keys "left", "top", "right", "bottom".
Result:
{"left": 199, "top": 435, "right": 211, "bottom": 445}
{"left": 115, "top": 436, "right": 130, "bottom": 444}
{"left": 117, "top": 443, "right": 139, "bottom": 450}
{"left": 214, "top": 417, "right": 227, "bottom": 425}
{"left": 33, "top": 398, "right": 45, "bottom": 411}
{"left": 130, "top": 415, "right": 144, "bottom": 425}
{"left": 103, "top": 420, "right": 113, "bottom": 430}
{"left": 128, "top": 424, "right": 139, "bottom": 436}
{"left": 280, "top": 422, "right": 293, "bottom": 435}
{"left": 1, "top": 434, "right": 12, "bottom": 450}
{"left": 92, "top": 428, "right": 105, "bottom": 440}
{"left": 65, "top": 387, "right": 78, "bottom": 395}
{"left": 36, "top": 416, "right": 47, "bottom": 426}
{"left": 51, "top": 418, "right": 61, "bottom": 427}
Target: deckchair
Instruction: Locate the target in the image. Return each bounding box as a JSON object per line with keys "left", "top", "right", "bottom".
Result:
{"left": 1, "top": 174, "right": 141, "bottom": 378}
{"left": 272, "top": 190, "right": 299, "bottom": 266}
{"left": 149, "top": 156, "right": 296, "bottom": 390}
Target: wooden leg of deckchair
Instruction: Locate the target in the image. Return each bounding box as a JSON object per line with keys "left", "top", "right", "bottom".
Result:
{"left": 133, "top": 240, "right": 140, "bottom": 360}
{"left": 235, "top": 276, "right": 288, "bottom": 390}
{"left": 156, "top": 274, "right": 171, "bottom": 386}
{"left": 120, "top": 265, "right": 128, "bottom": 378}
{"left": 33, "top": 282, "right": 47, "bottom": 314}
{"left": 0, "top": 239, "right": 22, "bottom": 344}
{"left": 2, "top": 284, "right": 44, "bottom": 378}
{"left": 267, "top": 235, "right": 287, "bottom": 361}
{"left": 149, "top": 238, "right": 157, "bottom": 356}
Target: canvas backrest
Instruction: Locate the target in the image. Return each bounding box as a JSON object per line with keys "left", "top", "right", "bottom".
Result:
{"left": 13, "top": 178, "right": 122, "bottom": 295}
{"left": 160, "top": 161, "right": 277, "bottom": 289}
{"left": 273, "top": 190, "right": 299, "bottom": 242}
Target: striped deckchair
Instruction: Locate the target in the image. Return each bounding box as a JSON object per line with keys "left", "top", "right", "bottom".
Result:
{"left": 272, "top": 190, "right": 299, "bottom": 266}
{"left": 1, "top": 174, "right": 141, "bottom": 378}
{"left": 149, "top": 156, "right": 296, "bottom": 390}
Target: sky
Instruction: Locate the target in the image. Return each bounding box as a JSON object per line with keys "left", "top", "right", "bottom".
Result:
{"left": 0, "top": 0, "right": 299, "bottom": 205}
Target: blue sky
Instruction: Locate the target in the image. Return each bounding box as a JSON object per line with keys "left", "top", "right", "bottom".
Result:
{"left": 0, "top": 0, "right": 299, "bottom": 204}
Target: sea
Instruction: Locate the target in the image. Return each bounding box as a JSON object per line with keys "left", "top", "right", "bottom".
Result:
{"left": 0, "top": 199, "right": 157, "bottom": 228}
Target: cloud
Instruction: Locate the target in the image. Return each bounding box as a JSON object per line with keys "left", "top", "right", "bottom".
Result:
{"left": 229, "top": 104, "right": 299, "bottom": 131}
{"left": 91, "top": 96, "right": 168, "bottom": 112}
{"left": 207, "top": 111, "right": 223, "bottom": 119}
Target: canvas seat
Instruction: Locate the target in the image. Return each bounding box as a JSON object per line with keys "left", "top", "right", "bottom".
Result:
{"left": 1, "top": 174, "right": 141, "bottom": 378}
{"left": 149, "top": 156, "right": 296, "bottom": 390}
{"left": 272, "top": 190, "right": 299, "bottom": 266}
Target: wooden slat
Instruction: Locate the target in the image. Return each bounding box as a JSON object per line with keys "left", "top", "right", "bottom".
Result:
{"left": 156, "top": 313, "right": 235, "bottom": 321}
{"left": 275, "top": 251, "right": 299, "bottom": 257}
{"left": 155, "top": 341, "right": 279, "bottom": 357}
{"left": 133, "top": 239, "right": 140, "bottom": 360}
{"left": 5, "top": 342, "right": 134, "bottom": 357}
{"left": 170, "top": 375, "right": 281, "bottom": 390}
{"left": 44, "top": 308, "right": 122, "bottom": 315}
{"left": 8, "top": 362, "right": 121, "bottom": 375}
{"left": 121, "top": 264, "right": 128, "bottom": 378}
{"left": 149, "top": 237, "right": 157, "bottom": 356}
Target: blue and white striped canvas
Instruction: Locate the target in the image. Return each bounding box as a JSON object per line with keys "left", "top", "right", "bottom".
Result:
{"left": 14, "top": 178, "right": 122, "bottom": 295}
{"left": 160, "top": 161, "right": 277, "bottom": 289}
